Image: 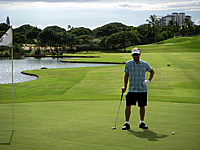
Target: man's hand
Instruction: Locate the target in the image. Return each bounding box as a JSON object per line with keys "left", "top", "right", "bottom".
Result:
{"left": 143, "top": 80, "right": 150, "bottom": 86}
{"left": 122, "top": 87, "right": 126, "bottom": 93}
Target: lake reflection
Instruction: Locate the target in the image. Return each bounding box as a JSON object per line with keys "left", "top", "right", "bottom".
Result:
{"left": 0, "top": 57, "right": 114, "bottom": 84}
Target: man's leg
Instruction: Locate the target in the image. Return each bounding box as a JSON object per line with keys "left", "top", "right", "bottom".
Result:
{"left": 139, "top": 106, "right": 148, "bottom": 129}
{"left": 125, "top": 106, "right": 131, "bottom": 121}
{"left": 140, "top": 107, "right": 145, "bottom": 121}
{"left": 122, "top": 106, "right": 131, "bottom": 130}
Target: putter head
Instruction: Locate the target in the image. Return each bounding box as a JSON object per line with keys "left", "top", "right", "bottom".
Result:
{"left": 112, "top": 127, "right": 116, "bottom": 130}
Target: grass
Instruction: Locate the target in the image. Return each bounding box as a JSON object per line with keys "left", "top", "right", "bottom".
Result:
{"left": 0, "top": 36, "right": 200, "bottom": 149}
{"left": 0, "top": 101, "right": 200, "bottom": 149}
{"left": 1, "top": 53, "right": 199, "bottom": 104}
{"left": 62, "top": 52, "right": 128, "bottom": 63}
{"left": 127, "top": 35, "right": 200, "bottom": 53}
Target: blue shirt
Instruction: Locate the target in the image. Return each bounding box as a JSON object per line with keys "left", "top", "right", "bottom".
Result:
{"left": 124, "top": 59, "right": 152, "bottom": 92}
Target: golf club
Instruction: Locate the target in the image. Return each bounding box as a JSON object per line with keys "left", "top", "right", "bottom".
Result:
{"left": 112, "top": 93, "right": 123, "bottom": 130}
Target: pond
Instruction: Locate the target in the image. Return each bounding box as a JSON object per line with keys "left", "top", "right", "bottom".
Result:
{"left": 0, "top": 57, "right": 115, "bottom": 84}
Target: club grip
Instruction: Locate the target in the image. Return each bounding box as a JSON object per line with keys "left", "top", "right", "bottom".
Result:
{"left": 120, "top": 93, "right": 123, "bottom": 101}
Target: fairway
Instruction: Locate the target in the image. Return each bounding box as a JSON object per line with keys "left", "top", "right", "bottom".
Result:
{"left": 0, "top": 36, "right": 200, "bottom": 149}
{"left": 0, "top": 52, "right": 199, "bottom": 104}
{"left": 1, "top": 101, "right": 200, "bottom": 150}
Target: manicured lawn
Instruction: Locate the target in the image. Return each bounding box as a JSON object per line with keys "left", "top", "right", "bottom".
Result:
{"left": 1, "top": 101, "right": 200, "bottom": 149}
{"left": 0, "top": 52, "right": 199, "bottom": 104}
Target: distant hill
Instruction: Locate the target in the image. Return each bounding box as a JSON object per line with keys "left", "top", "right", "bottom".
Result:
{"left": 126, "top": 36, "right": 200, "bottom": 53}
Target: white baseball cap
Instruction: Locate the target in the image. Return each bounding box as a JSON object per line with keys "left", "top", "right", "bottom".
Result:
{"left": 131, "top": 48, "right": 140, "bottom": 55}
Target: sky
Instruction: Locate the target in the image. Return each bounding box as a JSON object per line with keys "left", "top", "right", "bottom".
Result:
{"left": 0, "top": 0, "right": 200, "bottom": 30}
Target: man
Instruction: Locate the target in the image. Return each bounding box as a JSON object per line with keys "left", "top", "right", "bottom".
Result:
{"left": 122, "top": 48, "right": 155, "bottom": 130}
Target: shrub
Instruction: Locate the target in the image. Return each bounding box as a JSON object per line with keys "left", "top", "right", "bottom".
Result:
{"left": 4, "top": 51, "right": 10, "bottom": 56}
{"left": 156, "top": 33, "right": 164, "bottom": 42}
{"left": 34, "top": 48, "right": 41, "bottom": 55}
{"left": 161, "top": 31, "right": 169, "bottom": 40}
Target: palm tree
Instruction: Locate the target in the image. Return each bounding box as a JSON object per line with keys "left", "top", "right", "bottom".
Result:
{"left": 68, "top": 25, "right": 71, "bottom": 30}
{"left": 168, "top": 20, "right": 175, "bottom": 38}
{"left": 174, "top": 21, "right": 180, "bottom": 36}
{"left": 146, "top": 14, "right": 159, "bottom": 43}
{"left": 182, "top": 18, "right": 193, "bottom": 36}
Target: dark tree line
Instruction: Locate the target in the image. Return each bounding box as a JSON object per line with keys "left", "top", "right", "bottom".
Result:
{"left": 0, "top": 14, "right": 200, "bottom": 56}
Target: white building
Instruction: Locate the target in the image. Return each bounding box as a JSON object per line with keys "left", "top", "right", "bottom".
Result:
{"left": 172, "top": 12, "right": 178, "bottom": 22}
{"left": 159, "top": 12, "right": 192, "bottom": 26}
{"left": 178, "top": 12, "right": 185, "bottom": 25}
{"left": 166, "top": 15, "right": 175, "bottom": 25}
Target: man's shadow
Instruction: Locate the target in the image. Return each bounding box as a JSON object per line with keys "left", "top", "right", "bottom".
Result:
{"left": 127, "top": 129, "right": 168, "bottom": 141}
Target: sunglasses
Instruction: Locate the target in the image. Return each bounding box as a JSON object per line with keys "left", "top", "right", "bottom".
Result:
{"left": 132, "top": 53, "right": 140, "bottom": 56}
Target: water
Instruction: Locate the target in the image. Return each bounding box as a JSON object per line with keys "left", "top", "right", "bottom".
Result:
{"left": 0, "top": 57, "right": 115, "bottom": 84}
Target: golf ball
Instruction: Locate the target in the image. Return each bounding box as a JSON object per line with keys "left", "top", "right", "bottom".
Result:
{"left": 172, "top": 132, "right": 174, "bottom": 135}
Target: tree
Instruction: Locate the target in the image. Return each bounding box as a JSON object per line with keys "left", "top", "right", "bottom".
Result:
{"left": 179, "top": 25, "right": 186, "bottom": 37}
{"left": 0, "top": 46, "right": 9, "bottom": 56}
{"left": 106, "top": 31, "right": 140, "bottom": 51}
{"left": 106, "top": 33, "right": 119, "bottom": 50}
{"left": 146, "top": 14, "right": 160, "bottom": 43}
{"left": 168, "top": 20, "right": 175, "bottom": 38}
{"left": 13, "top": 32, "right": 26, "bottom": 44}
{"left": 44, "top": 25, "right": 66, "bottom": 33}
{"left": 6, "top": 16, "right": 10, "bottom": 26}
{"left": 79, "top": 35, "right": 93, "bottom": 45}
{"left": 174, "top": 21, "right": 180, "bottom": 35}
{"left": 98, "top": 36, "right": 108, "bottom": 49}
{"left": 26, "top": 27, "right": 40, "bottom": 44}
{"left": 13, "top": 43, "right": 24, "bottom": 56}
{"left": 117, "top": 31, "right": 140, "bottom": 51}
{"left": 14, "top": 24, "right": 35, "bottom": 36}
{"left": 60, "top": 32, "right": 69, "bottom": 47}
{"left": 137, "top": 24, "right": 151, "bottom": 44}
{"left": 93, "top": 22, "right": 127, "bottom": 37}
{"left": 161, "top": 30, "right": 169, "bottom": 40}
{"left": 66, "top": 33, "right": 78, "bottom": 50}
{"left": 68, "top": 25, "right": 72, "bottom": 30}
{"left": 0, "top": 23, "right": 10, "bottom": 37}
{"left": 193, "top": 25, "right": 200, "bottom": 35}
{"left": 69, "top": 27, "right": 92, "bottom": 36}
{"left": 183, "top": 18, "right": 193, "bottom": 36}
{"left": 39, "top": 28, "right": 55, "bottom": 50}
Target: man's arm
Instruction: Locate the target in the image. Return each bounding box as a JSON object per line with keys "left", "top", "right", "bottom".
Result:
{"left": 143, "top": 68, "right": 155, "bottom": 86}
{"left": 148, "top": 68, "right": 155, "bottom": 81}
{"left": 122, "top": 72, "right": 129, "bottom": 93}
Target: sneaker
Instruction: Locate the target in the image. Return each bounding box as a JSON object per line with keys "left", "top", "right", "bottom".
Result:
{"left": 139, "top": 122, "right": 148, "bottom": 129}
{"left": 122, "top": 123, "right": 130, "bottom": 130}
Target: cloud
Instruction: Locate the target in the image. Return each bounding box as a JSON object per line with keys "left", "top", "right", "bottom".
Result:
{"left": 195, "top": 18, "right": 200, "bottom": 25}
{"left": 1, "top": 0, "right": 104, "bottom": 2}
{"left": 1, "top": 0, "right": 199, "bottom": 11}
{"left": 116, "top": 1, "right": 200, "bottom": 11}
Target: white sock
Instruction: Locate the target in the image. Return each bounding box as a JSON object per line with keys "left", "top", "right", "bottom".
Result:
{"left": 126, "top": 121, "right": 130, "bottom": 125}
{"left": 140, "top": 121, "right": 144, "bottom": 124}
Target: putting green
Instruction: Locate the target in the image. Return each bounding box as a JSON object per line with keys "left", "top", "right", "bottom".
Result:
{"left": 0, "top": 101, "right": 199, "bottom": 149}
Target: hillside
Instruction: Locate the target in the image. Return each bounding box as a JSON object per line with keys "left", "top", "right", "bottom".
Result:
{"left": 130, "top": 36, "right": 200, "bottom": 53}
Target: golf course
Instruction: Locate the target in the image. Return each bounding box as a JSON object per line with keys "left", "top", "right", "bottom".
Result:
{"left": 0, "top": 36, "right": 200, "bottom": 149}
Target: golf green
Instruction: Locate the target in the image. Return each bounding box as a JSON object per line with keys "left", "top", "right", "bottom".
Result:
{"left": 0, "top": 101, "right": 199, "bottom": 149}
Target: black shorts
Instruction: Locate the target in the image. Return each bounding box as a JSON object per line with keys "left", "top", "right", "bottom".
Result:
{"left": 126, "top": 92, "right": 147, "bottom": 107}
